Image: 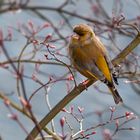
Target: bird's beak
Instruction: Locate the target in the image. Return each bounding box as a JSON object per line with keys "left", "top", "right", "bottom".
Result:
{"left": 71, "top": 34, "right": 79, "bottom": 39}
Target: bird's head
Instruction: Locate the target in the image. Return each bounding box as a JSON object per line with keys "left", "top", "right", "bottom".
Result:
{"left": 73, "top": 24, "right": 94, "bottom": 37}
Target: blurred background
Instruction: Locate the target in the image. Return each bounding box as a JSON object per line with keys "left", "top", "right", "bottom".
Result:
{"left": 0, "top": 0, "right": 140, "bottom": 139}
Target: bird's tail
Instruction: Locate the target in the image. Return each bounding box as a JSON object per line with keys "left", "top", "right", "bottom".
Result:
{"left": 107, "top": 82, "right": 123, "bottom": 104}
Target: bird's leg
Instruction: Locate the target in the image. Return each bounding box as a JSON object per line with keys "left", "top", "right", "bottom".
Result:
{"left": 81, "top": 79, "right": 90, "bottom": 90}
{"left": 100, "top": 77, "right": 109, "bottom": 85}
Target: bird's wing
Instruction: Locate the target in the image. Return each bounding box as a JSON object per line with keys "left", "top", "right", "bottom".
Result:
{"left": 95, "top": 54, "right": 112, "bottom": 83}
{"left": 90, "top": 37, "right": 113, "bottom": 83}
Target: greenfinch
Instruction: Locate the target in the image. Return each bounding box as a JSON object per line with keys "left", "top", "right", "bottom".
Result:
{"left": 69, "top": 23, "right": 123, "bottom": 104}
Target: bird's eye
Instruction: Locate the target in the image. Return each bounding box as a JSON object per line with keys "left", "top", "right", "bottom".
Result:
{"left": 73, "top": 28, "right": 85, "bottom": 36}
{"left": 76, "top": 32, "right": 84, "bottom": 36}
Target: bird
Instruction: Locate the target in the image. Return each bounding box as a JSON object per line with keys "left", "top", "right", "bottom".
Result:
{"left": 68, "top": 23, "right": 123, "bottom": 104}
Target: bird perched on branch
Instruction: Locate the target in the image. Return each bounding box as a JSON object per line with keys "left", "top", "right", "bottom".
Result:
{"left": 68, "top": 23, "right": 123, "bottom": 104}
